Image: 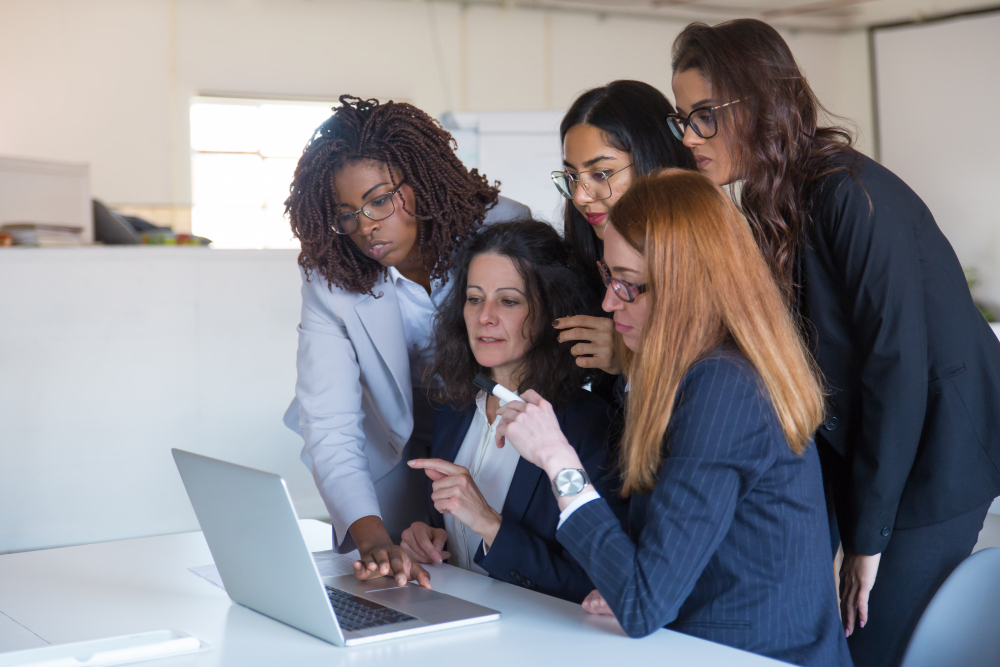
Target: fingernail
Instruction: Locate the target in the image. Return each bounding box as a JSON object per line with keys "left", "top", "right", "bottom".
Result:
{"left": 860, "top": 621, "right": 865, "bottom": 628}
{"left": 552, "top": 319, "right": 559, "bottom": 327}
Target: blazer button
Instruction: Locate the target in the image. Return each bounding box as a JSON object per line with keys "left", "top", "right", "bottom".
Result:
{"left": 881, "top": 527, "right": 890, "bottom": 537}
{"left": 824, "top": 416, "right": 838, "bottom": 431}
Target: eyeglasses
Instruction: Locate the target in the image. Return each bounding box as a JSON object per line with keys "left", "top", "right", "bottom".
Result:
{"left": 597, "top": 259, "right": 647, "bottom": 303}
{"left": 666, "top": 100, "right": 742, "bottom": 141}
{"left": 332, "top": 182, "right": 405, "bottom": 235}
{"left": 550, "top": 164, "right": 633, "bottom": 201}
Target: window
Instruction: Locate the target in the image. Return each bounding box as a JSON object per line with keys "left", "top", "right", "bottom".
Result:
{"left": 190, "top": 97, "right": 335, "bottom": 248}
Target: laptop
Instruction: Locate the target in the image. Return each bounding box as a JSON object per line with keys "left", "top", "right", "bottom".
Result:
{"left": 172, "top": 449, "right": 500, "bottom": 646}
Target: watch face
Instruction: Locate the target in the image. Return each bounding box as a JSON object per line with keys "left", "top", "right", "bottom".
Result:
{"left": 554, "top": 469, "right": 586, "bottom": 496}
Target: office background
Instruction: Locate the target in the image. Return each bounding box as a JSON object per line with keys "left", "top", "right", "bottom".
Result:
{"left": 1, "top": 0, "right": 998, "bottom": 555}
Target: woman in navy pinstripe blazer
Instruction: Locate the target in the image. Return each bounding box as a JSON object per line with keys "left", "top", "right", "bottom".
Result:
{"left": 496, "top": 170, "right": 852, "bottom": 667}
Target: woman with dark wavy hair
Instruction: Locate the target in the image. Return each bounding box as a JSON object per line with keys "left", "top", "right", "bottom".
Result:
{"left": 670, "top": 19, "right": 1000, "bottom": 667}
{"left": 401, "top": 220, "right": 624, "bottom": 602}
{"left": 282, "top": 96, "right": 528, "bottom": 589}
{"left": 550, "top": 81, "right": 695, "bottom": 394}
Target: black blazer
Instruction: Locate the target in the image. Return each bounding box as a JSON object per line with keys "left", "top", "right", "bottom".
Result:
{"left": 557, "top": 350, "right": 850, "bottom": 667}
{"left": 428, "top": 390, "right": 625, "bottom": 603}
{"left": 800, "top": 154, "right": 1000, "bottom": 555}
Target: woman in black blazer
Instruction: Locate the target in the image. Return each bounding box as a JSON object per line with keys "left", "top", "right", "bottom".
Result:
{"left": 401, "top": 220, "right": 625, "bottom": 602}
{"left": 670, "top": 19, "right": 1000, "bottom": 667}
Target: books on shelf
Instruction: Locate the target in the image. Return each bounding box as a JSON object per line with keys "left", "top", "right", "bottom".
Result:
{"left": 0, "top": 223, "right": 84, "bottom": 247}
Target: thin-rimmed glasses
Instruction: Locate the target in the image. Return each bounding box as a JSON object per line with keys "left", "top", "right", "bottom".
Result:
{"left": 551, "top": 164, "right": 633, "bottom": 201}
{"left": 333, "top": 182, "right": 405, "bottom": 235}
{"left": 597, "top": 259, "right": 646, "bottom": 303}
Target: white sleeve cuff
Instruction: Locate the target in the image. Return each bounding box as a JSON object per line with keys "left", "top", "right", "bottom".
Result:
{"left": 557, "top": 490, "right": 601, "bottom": 529}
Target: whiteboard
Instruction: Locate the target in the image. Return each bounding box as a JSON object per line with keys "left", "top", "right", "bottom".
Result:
{"left": 873, "top": 11, "right": 1000, "bottom": 311}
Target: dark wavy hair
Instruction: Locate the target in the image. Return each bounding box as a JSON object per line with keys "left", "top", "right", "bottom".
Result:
{"left": 560, "top": 80, "right": 696, "bottom": 290}
{"left": 672, "top": 20, "right": 858, "bottom": 296}
{"left": 427, "top": 220, "right": 603, "bottom": 409}
{"left": 285, "top": 95, "right": 500, "bottom": 295}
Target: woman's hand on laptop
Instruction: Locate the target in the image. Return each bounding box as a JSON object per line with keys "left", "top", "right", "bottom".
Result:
{"left": 401, "top": 521, "right": 451, "bottom": 565}
{"left": 409, "top": 459, "right": 502, "bottom": 549}
{"left": 349, "top": 516, "right": 433, "bottom": 589}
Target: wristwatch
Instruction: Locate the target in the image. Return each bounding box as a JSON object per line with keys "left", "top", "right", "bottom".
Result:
{"left": 551, "top": 468, "right": 591, "bottom": 497}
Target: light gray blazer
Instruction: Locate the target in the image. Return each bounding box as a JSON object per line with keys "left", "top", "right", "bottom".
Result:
{"left": 284, "top": 197, "right": 530, "bottom": 544}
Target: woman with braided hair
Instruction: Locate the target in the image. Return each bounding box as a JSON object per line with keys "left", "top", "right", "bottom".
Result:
{"left": 282, "top": 95, "right": 528, "bottom": 588}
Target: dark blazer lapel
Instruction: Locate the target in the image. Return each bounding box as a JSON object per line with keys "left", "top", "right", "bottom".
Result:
{"left": 433, "top": 406, "right": 476, "bottom": 464}
{"left": 501, "top": 458, "right": 543, "bottom": 525}
{"left": 501, "top": 405, "right": 569, "bottom": 523}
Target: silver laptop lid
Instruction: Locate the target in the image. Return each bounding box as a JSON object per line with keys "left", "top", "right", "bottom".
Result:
{"left": 172, "top": 449, "right": 345, "bottom": 646}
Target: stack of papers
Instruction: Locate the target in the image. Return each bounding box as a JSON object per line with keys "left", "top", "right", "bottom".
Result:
{"left": 0, "top": 223, "right": 84, "bottom": 246}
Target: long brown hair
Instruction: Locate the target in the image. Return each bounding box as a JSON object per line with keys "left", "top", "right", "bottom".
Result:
{"left": 286, "top": 96, "right": 500, "bottom": 295}
{"left": 612, "top": 170, "right": 824, "bottom": 496}
{"left": 671, "top": 19, "right": 857, "bottom": 295}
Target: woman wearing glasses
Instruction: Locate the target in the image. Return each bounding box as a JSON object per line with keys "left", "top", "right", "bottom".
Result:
{"left": 283, "top": 95, "right": 528, "bottom": 589}
{"left": 495, "top": 170, "right": 850, "bottom": 667}
{"left": 550, "top": 81, "right": 694, "bottom": 391}
{"left": 670, "top": 20, "right": 1000, "bottom": 667}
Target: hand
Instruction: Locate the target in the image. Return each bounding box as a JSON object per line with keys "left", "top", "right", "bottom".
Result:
{"left": 408, "top": 458, "right": 502, "bottom": 548}
{"left": 554, "top": 315, "right": 622, "bottom": 375}
{"left": 400, "top": 521, "right": 451, "bottom": 565}
{"left": 348, "top": 515, "right": 432, "bottom": 589}
{"left": 353, "top": 542, "right": 432, "bottom": 589}
{"left": 495, "top": 390, "right": 580, "bottom": 475}
{"left": 582, "top": 589, "right": 615, "bottom": 616}
{"left": 839, "top": 551, "right": 881, "bottom": 637}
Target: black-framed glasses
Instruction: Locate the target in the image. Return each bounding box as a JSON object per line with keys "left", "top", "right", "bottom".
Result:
{"left": 550, "top": 164, "right": 633, "bottom": 201}
{"left": 597, "top": 259, "right": 646, "bottom": 303}
{"left": 333, "top": 182, "right": 405, "bottom": 235}
{"left": 666, "top": 100, "right": 742, "bottom": 141}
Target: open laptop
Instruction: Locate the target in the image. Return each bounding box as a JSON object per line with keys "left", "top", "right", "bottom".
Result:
{"left": 172, "top": 449, "right": 500, "bottom": 646}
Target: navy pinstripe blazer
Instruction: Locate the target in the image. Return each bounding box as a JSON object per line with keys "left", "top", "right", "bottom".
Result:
{"left": 558, "top": 349, "right": 851, "bottom": 667}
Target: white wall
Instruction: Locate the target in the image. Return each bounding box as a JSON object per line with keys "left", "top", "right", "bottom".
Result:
{"left": 0, "top": 0, "right": 875, "bottom": 208}
{"left": 874, "top": 11, "right": 1000, "bottom": 310}
{"left": 0, "top": 248, "right": 323, "bottom": 553}
{"left": 0, "top": 0, "right": 880, "bottom": 548}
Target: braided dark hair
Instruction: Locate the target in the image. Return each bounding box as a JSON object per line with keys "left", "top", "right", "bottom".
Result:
{"left": 286, "top": 96, "right": 500, "bottom": 294}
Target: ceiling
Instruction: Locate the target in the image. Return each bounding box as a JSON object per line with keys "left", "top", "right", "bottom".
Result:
{"left": 451, "top": 0, "right": 1000, "bottom": 31}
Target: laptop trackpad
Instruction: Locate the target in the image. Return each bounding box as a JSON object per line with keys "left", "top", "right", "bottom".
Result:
{"left": 367, "top": 585, "right": 449, "bottom": 606}
{"left": 367, "top": 585, "right": 472, "bottom": 623}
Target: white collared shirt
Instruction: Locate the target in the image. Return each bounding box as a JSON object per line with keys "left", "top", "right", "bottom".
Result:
{"left": 445, "top": 391, "right": 522, "bottom": 574}
{"left": 387, "top": 266, "right": 453, "bottom": 388}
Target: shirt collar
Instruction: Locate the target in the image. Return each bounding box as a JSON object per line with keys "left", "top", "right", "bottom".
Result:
{"left": 387, "top": 265, "right": 443, "bottom": 295}
{"left": 387, "top": 266, "right": 406, "bottom": 286}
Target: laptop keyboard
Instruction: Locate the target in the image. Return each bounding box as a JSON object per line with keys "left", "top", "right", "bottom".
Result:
{"left": 326, "top": 586, "right": 417, "bottom": 633}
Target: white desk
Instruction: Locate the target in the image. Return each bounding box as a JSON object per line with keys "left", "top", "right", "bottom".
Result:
{"left": 0, "top": 520, "right": 788, "bottom": 666}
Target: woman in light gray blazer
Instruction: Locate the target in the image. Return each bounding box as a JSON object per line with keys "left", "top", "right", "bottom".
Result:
{"left": 283, "top": 95, "right": 528, "bottom": 588}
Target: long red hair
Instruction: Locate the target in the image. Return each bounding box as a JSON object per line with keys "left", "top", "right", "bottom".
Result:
{"left": 612, "top": 169, "right": 824, "bottom": 496}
